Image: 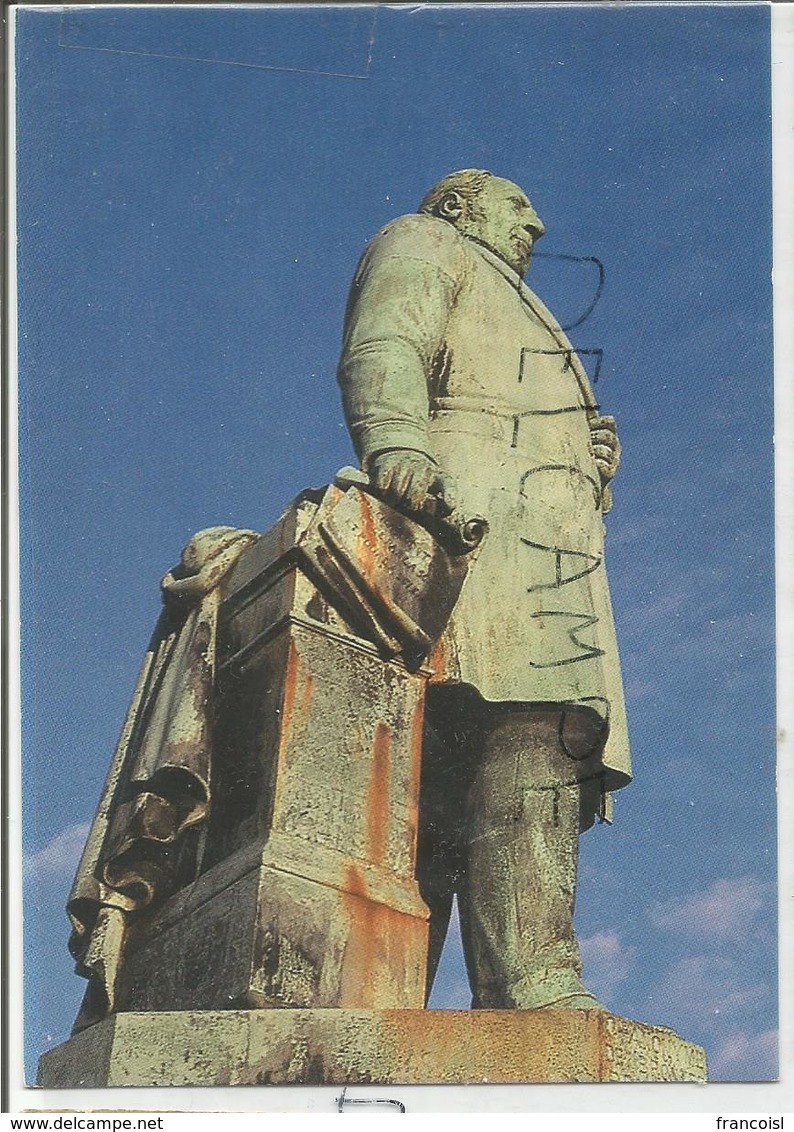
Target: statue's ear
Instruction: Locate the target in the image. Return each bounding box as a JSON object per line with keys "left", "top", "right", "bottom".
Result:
{"left": 437, "top": 191, "right": 465, "bottom": 222}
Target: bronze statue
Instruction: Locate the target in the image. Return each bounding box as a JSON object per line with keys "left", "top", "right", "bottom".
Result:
{"left": 41, "top": 172, "right": 709, "bottom": 1090}
{"left": 337, "top": 169, "right": 631, "bottom": 1009}
{"left": 64, "top": 170, "right": 631, "bottom": 1033}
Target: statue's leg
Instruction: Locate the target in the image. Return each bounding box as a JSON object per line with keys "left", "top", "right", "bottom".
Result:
{"left": 459, "top": 706, "right": 606, "bottom": 1010}
{"left": 416, "top": 690, "right": 479, "bottom": 1002}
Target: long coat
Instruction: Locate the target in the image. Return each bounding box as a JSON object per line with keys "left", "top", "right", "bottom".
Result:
{"left": 337, "top": 213, "right": 631, "bottom": 799}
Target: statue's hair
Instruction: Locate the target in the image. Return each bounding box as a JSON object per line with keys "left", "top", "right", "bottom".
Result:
{"left": 418, "top": 169, "right": 494, "bottom": 218}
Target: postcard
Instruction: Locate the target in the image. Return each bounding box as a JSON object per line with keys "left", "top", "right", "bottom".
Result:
{"left": 10, "top": 0, "right": 789, "bottom": 1113}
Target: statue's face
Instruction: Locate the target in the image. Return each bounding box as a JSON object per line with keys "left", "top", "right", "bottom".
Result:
{"left": 462, "top": 177, "right": 543, "bottom": 276}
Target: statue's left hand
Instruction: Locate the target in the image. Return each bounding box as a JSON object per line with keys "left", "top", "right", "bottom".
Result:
{"left": 589, "top": 414, "right": 621, "bottom": 484}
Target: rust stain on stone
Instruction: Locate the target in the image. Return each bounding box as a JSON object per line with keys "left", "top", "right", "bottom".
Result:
{"left": 280, "top": 641, "right": 299, "bottom": 742}
{"left": 426, "top": 632, "right": 446, "bottom": 683}
{"left": 366, "top": 721, "right": 391, "bottom": 867}
{"left": 339, "top": 862, "right": 377, "bottom": 1005}
{"left": 272, "top": 640, "right": 300, "bottom": 818}
{"left": 595, "top": 1012, "right": 609, "bottom": 1081}
{"left": 299, "top": 671, "right": 314, "bottom": 719}
{"left": 340, "top": 863, "right": 415, "bottom": 1008}
{"left": 356, "top": 491, "right": 379, "bottom": 585}
{"left": 406, "top": 698, "right": 424, "bottom": 862}
{"left": 344, "top": 860, "right": 368, "bottom": 901}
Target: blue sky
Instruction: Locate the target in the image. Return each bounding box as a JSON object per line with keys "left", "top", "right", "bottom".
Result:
{"left": 16, "top": 3, "right": 775, "bottom": 1086}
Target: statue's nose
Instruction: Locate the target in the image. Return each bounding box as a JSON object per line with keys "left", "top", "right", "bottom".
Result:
{"left": 524, "top": 211, "right": 545, "bottom": 240}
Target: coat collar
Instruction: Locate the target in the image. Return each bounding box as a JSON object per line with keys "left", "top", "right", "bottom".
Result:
{"left": 464, "top": 235, "right": 598, "bottom": 414}
{"left": 464, "top": 236, "right": 523, "bottom": 289}
{"left": 465, "top": 236, "right": 565, "bottom": 335}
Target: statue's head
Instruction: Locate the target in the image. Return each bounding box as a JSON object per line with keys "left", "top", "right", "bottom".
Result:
{"left": 419, "top": 169, "right": 545, "bottom": 277}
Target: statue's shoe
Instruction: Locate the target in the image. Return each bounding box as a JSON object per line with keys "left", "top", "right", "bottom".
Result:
{"left": 544, "top": 992, "right": 607, "bottom": 1011}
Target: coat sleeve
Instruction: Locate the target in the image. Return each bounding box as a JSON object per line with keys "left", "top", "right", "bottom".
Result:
{"left": 337, "top": 215, "right": 465, "bottom": 466}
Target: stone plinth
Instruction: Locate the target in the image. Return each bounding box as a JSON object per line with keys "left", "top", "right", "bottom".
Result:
{"left": 38, "top": 1008, "right": 707, "bottom": 1087}
{"left": 114, "top": 498, "right": 430, "bottom": 1016}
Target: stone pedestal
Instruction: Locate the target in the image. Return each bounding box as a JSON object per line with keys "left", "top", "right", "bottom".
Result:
{"left": 53, "top": 494, "right": 708, "bottom": 1091}
{"left": 38, "top": 1008, "right": 707, "bottom": 1086}
{"left": 115, "top": 498, "right": 430, "bottom": 1015}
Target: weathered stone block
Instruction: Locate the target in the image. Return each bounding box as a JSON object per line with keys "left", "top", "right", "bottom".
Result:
{"left": 38, "top": 1008, "right": 708, "bottom": 1087}
{"left": 112, "top": 499, "right": 430, "bottom": 1016}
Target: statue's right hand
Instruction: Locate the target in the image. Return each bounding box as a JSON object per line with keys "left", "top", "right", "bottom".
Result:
{"left": 368, "top": 449, "right": 453, "bottom": 521}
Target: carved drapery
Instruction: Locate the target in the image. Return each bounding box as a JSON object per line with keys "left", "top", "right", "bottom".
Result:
{"left": 66, "top": 527, "right": 258, "bottom": 1031}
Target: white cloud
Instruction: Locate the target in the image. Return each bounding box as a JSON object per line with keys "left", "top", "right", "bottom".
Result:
{"left": 641, "top": 879, "right": 777, "bottom": 1080}
{"left": 708, "top": 1028, "right": 778, "bottom": 1082}
{"left": 23, "top": 821, "right": 91, "bottom": 885}
{"left": 645, "top": 954, "right": 771, "bottom": 1033}
{"left": 648, "top": 875, "right": 773, "bottom": 943}
{"left": 580, "top": 929, "right": 636, "bottom": 1005}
